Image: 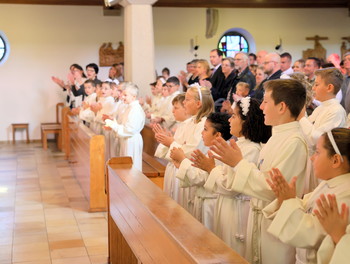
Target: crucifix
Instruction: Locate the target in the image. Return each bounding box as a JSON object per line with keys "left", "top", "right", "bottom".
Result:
{"left": 341, "top": 36, "right": 350, "bottom": 57}
{"left": 303, "top": 35, "right": 329, "bottom": 60}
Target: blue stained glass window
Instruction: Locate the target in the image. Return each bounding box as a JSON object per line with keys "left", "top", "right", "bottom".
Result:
{"left": 218, "top": 32, "right": 249, "bottom": 58}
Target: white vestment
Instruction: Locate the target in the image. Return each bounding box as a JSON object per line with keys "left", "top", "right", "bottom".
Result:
{"left": 230, "top": 121, "right": 308, "bottom": 264}
{"left": 204, "top": 137, "right": 261, "bottom": 255}
{"left": 91, "top": 96, "right": 115, "bottom": 135}
{"left": 263, "top": 173, "right": 350, "bottom": 264}
{"left": 156, "top": 116, "right": 206, "bottom": 213}
{"left": 113, "top": 100, "right": 145, "bottom": 171}
{"left": 155, "top": 119, "right": 188, "bottom": 200}
{"left": 152, "top": 91, "right": 180, "bottom": 129}
{"left": 299, "top": 98, "right": 347, "bottom": 149}
{"left": 317, "top": 225, "right": 350, "bottom": 264}
{"left": 176, "top": 146, "right": 218, "bottom": 231}
{"left": 79, "top": 92, "right": 97, "bottom": 124}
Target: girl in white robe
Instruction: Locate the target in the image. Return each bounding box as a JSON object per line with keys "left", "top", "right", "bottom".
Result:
{"left": 105, "top": 82, "right": 145, "bottom": 171}
{"left": 162, "top": 85, "right": 214, "bottom": 214}
{"left": 171, "top": 112, "right": 232, "bottom": 231}
{"left": 315, "top": 195, "right": 349, "bottom": 264}
{"left": 204, "top": 97, "right": 271, "bottom": 255}
{"left": 263, "top": 128, "right": 350, "bottom": 264}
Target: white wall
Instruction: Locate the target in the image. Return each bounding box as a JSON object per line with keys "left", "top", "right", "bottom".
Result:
{"left": 0, "top": 4, "right": 349, "bottom": 141}
{"left": 0, "top": 4, "right": 123, "bottom": 141}
{"left": 153, "top": 7, "right": 350, "bottom": 76}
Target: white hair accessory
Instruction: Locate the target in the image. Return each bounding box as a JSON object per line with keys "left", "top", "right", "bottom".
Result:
{"left": 327, "top": 131, "right": 344, "bottom": 162}
{"left": 189, "top": 83, "right": 202, "bottom": 102}
{"left": 231, "top": 97, "right": 251, "bottom": 116}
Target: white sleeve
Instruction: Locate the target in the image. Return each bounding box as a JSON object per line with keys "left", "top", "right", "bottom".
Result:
{"left": 299, "top": 108, "right": 346, "bottom": 147}
{"left": 115, "top": 107, "right": 145, "bottom": 138}
{"left": 267, "top": 198, "right": 326, "bottom": 248}
{"left": 231, "top": 137, "right": 308, "bottom": 202}
{"left": 176, "top": 158, "right": 208, "bottom": 188}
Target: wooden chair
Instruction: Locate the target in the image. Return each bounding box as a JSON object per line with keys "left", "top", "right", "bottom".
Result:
{"left": 12, "top": 123, "right": 29, "bottom": 143}
{"left": 41, "top": 102, "right": 64, "bottom": 150}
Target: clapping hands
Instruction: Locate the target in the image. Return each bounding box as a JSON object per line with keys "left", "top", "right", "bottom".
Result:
{"left": 314, "top": 194, "right": 349, "bottom": 245}
{"left": 266, "top": 168, "right": 297, "bottom": 208}
{"left": 210, "top": 137, "right": 243, "bottom": 167}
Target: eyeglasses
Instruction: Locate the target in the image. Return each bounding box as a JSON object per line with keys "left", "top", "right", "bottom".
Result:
{"left": 233, "top": 58, "right": 242, "bottom": 61}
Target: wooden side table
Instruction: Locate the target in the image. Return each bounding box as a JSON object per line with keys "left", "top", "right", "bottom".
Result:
{"left": 12, "top": 123, "right": 30, "bottom": 143}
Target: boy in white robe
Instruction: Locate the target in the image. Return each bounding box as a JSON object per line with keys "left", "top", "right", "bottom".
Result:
{"left": 105, "top": 82, "right": 145, "bottom": 171}
{"left": 154, "top": 94, "right": 190, "bottom": 201}
{"left": 142, "top": 78, "right": 164, "bottom": 121}
{"left": 211, "top": 79, "right": 309, "bottom": 264}
{"left": 263, "top": 128, "right": 350, "bottom": 264}
{"left": 151, "top": 77, "right": 181, "bottom": 130}
{"left": 72, "top": 80, "right": 97, "bottom": 125}
{"left": 170, "top": 112, "right": 232, "bottom": 231}
{"left": 298, "top": 68, "right": 347, "bottom": 150}
{"left": 90, "top": 82, "right": 115, "bottom": 135}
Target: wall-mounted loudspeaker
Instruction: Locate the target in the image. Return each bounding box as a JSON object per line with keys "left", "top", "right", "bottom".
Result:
{"left": 206, "top": 8, "right": 219, "bottom": 39}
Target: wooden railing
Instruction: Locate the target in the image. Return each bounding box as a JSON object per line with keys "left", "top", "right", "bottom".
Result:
{"left": 107, "top": 157, "right": 248, "bottom": 264}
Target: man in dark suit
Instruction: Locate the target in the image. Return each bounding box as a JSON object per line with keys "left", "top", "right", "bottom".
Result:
{"left": 209, "top": 49, "right": 226, "bottom": 102}
{"left": 253, "top": 52, "right": 282, "bottom": 101}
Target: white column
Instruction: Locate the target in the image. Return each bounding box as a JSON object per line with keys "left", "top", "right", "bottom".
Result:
{"left": 120, "top": 0, "right": 157, "bottom": 97}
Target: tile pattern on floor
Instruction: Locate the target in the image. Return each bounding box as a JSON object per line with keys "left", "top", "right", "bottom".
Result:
{"left": 0, "top": 142, "right": 108, "bottom": 264}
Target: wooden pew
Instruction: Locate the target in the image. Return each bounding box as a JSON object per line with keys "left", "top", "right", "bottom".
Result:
{"left": 141, "top": 123, "right": 168, "bottom": 189}
{"left": 107, "top": 157, "right": 248, "bottom": 264}
{"left": 66, "top": 115, "right": 107, "bottom": 212}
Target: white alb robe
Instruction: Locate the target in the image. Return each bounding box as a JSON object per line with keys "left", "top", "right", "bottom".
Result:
{"left": 204, "top": 137, "right": 261, "bottom": 255}
{"left": 317, "top": 225, "right": 350, "bottom": 264}
{"left": 154, "top": 118, "right": 189, "bottom": 200}
{"left": 113, "top": 100, "right": 145, "bottom": 171}
{"left": 79, "top": 92, "right": 97, "bottom": 124}
{"left": 176, "top": 146, "right": 218, "bottom": 231}
{"left": 230, "top": 121, "right": 308, "bottom": 264}
{"left": 263, "top": 173, "right": 350, "bottom": 264}
{"left": 299, "top": 98, "right": 347, "bottom": 149}
{"left": 156, "top": 116, "right": 206, "bottom": 213}
{"left": 90, "top": 96, "right": 115, "bottom": 135}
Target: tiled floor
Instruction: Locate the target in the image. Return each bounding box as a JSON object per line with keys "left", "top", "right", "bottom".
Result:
{"left": 0, "top": 141, "right": 108, "bottom": 264}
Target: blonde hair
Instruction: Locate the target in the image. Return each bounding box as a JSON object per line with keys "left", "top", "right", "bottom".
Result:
{"left": 236, "top": 82, "right": 250, "bottom": 91}
{"left": 187, "top": 86, "right": 214, "bottom": 123}
{"left": 197, "top": 59, "right": 211, "bottom": 77}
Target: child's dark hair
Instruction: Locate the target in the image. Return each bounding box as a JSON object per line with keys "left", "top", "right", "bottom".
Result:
{"left": 207, "top": 112, "right": 232, "bottom": 141}
{"left": 84, "top": 79, "right": 96, "bottom": 87}
{"left": 323, "top": 128, "right": 350, "bottom": 166}
{"left": 264, "top": 79, "right": 306, "bottom": 119}
{"left": 235, "top": 98, "right": 271, "bottom": 143}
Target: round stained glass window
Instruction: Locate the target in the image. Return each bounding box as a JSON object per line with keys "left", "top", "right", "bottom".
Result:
{"left": 218, "top": 32, "right": 249, "bottom": 58}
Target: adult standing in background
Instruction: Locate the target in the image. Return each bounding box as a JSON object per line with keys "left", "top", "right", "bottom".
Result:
{"left": 340, "top": 52, "right": 350, "bottom": 114}
{"left": 256, "top": 50, "right": 268, "bottom": 66}
{"left": 209, "top": 49, "right": 225, "bottom": 101}
{"left": 253, "top": 52, "right": 282, "bottom": 101}
{"left": 280, "top": 52, "right": 293, "bottom": 76}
